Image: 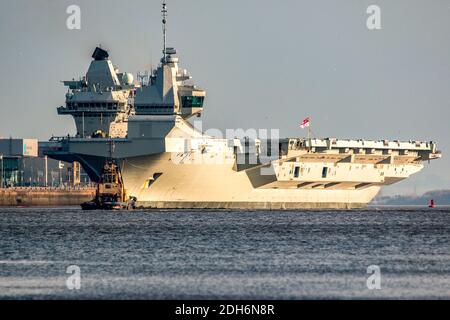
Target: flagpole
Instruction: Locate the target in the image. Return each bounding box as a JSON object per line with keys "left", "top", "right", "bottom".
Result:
{"left": 308, "top": 117, "right": 312, "bottom": 141}
{"left": 300, "top": 116, "right": 313, "bottom": 150}
{"left": 308, "top": 117, "right": 312, "bottom": 151}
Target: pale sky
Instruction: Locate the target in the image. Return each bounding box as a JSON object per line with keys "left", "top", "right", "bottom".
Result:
{"left": 0, "top": 0, "right": 449, "bottom": 195}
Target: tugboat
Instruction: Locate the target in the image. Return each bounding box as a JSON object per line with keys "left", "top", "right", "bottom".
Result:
{"left": 81, "top": 159, "right": 136, "bottom": 210}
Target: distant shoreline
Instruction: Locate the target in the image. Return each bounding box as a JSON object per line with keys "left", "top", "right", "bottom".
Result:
{"left": 372, "top": 189, "right": 450, "bottom": 206}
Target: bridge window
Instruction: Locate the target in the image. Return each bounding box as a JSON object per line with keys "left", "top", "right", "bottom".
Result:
{"left": 322, "top": 167, "right": 328, "bottom": 178}
{"left": 181, "top": 96, "right": 204, "bottom": 108}
{"left": 103, "top": 174, "right": 117, "bottom": 184}
{"left": 294, "top": 166, "right": 300, "bottom": 178}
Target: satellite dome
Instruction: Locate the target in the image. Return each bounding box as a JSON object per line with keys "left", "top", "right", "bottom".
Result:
{"left": 122, "top": 73, "right": 134, "bottom": 85}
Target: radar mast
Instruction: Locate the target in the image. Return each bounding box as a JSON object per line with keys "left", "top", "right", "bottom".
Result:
{"left": 162, "top": 0, "right": 168, "bottom": 63}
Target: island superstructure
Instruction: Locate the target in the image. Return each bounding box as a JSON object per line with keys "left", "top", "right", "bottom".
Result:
{"left": 46, "top": 1, "right": 441, "bottom": 209}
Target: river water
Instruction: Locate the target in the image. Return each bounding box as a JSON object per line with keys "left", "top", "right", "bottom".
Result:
{"left": 0, "top": 207, "right": 449, "bottom": 299}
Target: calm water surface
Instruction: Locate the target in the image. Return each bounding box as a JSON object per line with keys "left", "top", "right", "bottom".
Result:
{"left": 0, "top": 207, "right": 449, "bottom": 299}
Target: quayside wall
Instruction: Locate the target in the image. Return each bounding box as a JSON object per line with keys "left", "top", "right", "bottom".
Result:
{"left": 0, "top": 187, "right": 95, "bottom": 207}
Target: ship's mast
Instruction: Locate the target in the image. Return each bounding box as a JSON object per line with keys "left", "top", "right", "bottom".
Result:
{"left": 107, "top": 138, "right": 115, "bottom": 161}
{"left": 162, "top": 0, "right": 168, "bottom": 63}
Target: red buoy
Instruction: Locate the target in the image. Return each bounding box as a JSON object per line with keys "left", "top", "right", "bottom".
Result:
{"left": 428, "top": 199, "right": 436, "bottom": 208}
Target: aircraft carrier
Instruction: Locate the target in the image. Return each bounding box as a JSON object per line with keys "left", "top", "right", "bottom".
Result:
{"left": 46, "top": 1, "right": 441, "bottom": 209}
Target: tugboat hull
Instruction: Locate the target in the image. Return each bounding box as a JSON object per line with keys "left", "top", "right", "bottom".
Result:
{"left": 81, "top": 201, "right": 129, "bottom": 210}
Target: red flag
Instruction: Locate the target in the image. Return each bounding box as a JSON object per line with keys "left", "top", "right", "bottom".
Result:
{"left": 300, "top": 117, "right": 310, "bottom": 129}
